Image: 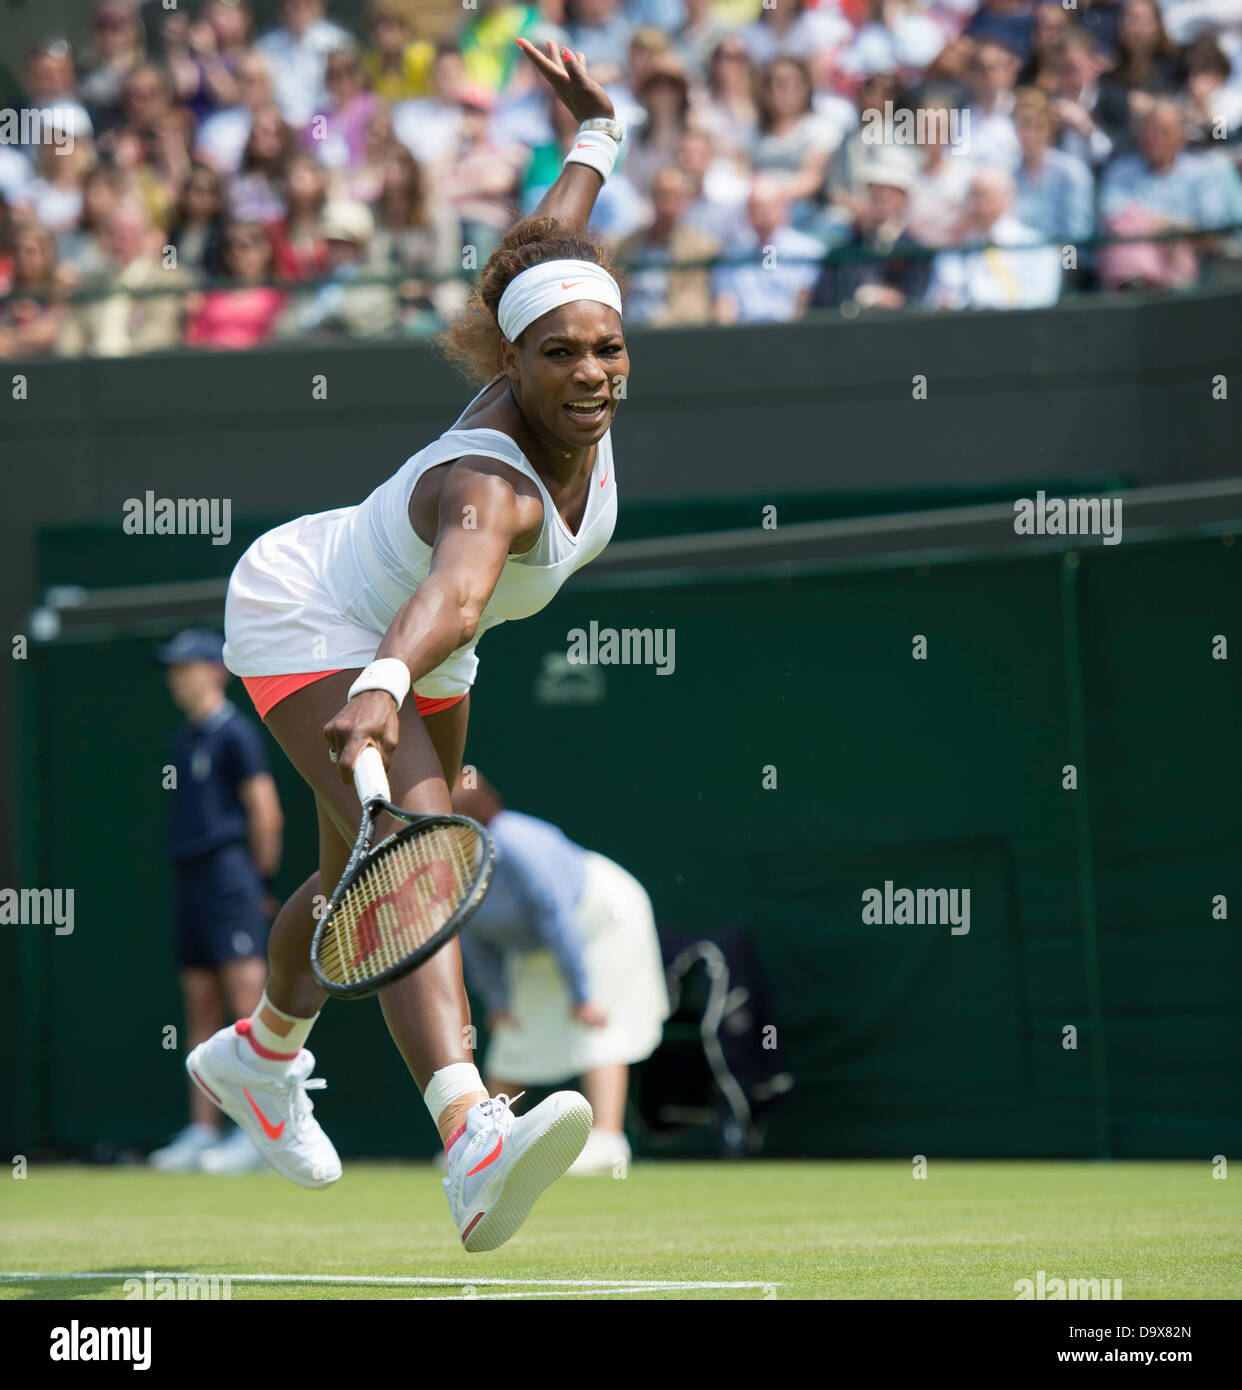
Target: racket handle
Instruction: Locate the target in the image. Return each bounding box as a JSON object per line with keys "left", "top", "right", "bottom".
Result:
{"left": 353, "top": 745, "right": 391, "bottom": 807}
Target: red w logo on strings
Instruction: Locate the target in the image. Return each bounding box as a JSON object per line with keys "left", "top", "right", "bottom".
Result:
{"left": 348, "top": 860, "right": 457, "bottom": 969}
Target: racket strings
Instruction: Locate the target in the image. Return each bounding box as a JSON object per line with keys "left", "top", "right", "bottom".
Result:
{"left": 316, "top": 822, "right": 486, "bottom": 989}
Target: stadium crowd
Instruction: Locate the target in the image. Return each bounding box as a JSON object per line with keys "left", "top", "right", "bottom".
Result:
{"left": 0, "top": 0, "right": 1240, "bottom": 358}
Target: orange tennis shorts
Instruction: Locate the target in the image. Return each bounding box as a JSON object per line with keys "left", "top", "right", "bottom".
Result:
{"left": 240, "top": 669, "right": 466, "bottom": 722}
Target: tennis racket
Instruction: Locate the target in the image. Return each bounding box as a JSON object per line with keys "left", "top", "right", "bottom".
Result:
{"left": 311, "top": 746, "right": 494, "bottom": 999}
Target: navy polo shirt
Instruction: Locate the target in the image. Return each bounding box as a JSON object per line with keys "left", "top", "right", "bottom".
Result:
{"left": 167, "top": 700, "right": 268, "bottom": 863}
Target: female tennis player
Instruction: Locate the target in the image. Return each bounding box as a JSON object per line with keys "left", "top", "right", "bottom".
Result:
{"left": 188, "top": 38, "right": 629, "bottom": 1253}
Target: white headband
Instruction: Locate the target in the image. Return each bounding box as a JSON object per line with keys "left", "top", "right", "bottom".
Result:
{"left": 497, "top": 258, "right": 623, "bottom": 343}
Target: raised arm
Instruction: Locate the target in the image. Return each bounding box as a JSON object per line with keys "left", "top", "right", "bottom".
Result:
{"left": 324, "top": 460, "right": 537, "bottom": 777}
{"left": 514, "top": 38, "right": 617, "bottom": 238}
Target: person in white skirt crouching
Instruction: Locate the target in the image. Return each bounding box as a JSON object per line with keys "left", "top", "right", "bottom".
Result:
{"left": 452, "top": 770, "right": 670, "bottom": 1176}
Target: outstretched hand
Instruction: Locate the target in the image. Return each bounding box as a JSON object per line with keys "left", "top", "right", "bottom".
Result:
{"left": 515, "top": 36, "right": 614, "bottom": 124}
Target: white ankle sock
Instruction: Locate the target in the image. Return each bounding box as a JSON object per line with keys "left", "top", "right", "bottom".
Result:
{"left": 235, "top": 992, "right": 318, "bottom": 1076}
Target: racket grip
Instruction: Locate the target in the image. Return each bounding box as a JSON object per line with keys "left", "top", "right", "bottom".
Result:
{"left": 353, "top": 745, "right": 391, "bottom": 807}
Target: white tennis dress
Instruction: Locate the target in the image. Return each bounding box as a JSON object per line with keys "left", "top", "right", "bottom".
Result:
{"left": 223, "top": 376, "right": 617, "bottom": 697}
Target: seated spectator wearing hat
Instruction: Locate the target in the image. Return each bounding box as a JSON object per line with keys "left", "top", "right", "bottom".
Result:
{"left": 57, "top": 197, "right": 190, "bottom": 356}
{"left": 1098, "top": 96, "right": 1242, "bottom": 290}
{"left": 624, "top": 54, "right": 696, "bottom": 197}
{"left": 184, "top": 219, "right": 288, "bottom": 351}
{"left": 360, "top": 0, "right": 435, "bottom": 104}
{"left": 812, "top": 159, "right": 933, "bottom": 311}
{"left": 616, "top": 164, "right": 721, "bottom": 326}
{"left": 276, "top": 198, "right": 398, "bottom": 340}
{"left": 712, "top": 173, "right": 824, "bottom": 324}
{"left": 822, "top": 73, "right": 921, "bottom": 246}
{"left": 925, "top": 166, "right": 1063, "bottom": 308}
{"left": 1013, "top": 87, "right": 1094, "bottom": 245}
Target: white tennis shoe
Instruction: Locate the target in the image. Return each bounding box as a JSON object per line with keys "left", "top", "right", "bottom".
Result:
{"left": 187, "top": 1024, "right": 342, "bottom": 1189}
{"left": 444, "top": 1091, "right": 593, "bottom": 1252}
{"left": 148, "top": 1122, "right": 218, "bottom": 1171}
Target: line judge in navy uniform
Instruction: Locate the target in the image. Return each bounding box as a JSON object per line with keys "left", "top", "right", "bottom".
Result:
{"left": 147, "top": 629, "right": 284, "bottom": 1174}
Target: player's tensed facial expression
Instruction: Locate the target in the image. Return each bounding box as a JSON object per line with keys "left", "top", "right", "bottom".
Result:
{"left": 512, "top": 300, "right": 628, "bottom": 443}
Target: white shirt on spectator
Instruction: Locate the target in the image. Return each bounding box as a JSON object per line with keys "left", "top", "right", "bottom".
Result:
{"left": 955, "top": 92, "right": 1021, "bottom": 170}
{"left": 925, "top": 213, "right": 1063, "bottom": 309}
{"left": 194, "top": 107, "right": 254, "bottom": 173}
{"left": 255, "top": 17, "right": 352, "bottom": 128}
{"left": 0, "top": 146, "right": 33, "bottom": 204}
{"left": 393, "top": 99, "right": 463, "bottom": 168}
{"left": 711, "top": 223, "right": 823, "bottom": 324}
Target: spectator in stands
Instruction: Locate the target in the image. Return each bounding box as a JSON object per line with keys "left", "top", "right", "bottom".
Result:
{"left": 21, "top": 40, "right": 94, "bottom": 152}
{"left": 167, "top": 160, "right": 229, "bottom": 280}
{"left": 925, "top": 166, "right": 1063, "bottom": 308}
{"left": 958, "top": 35, "right": 1024, "bottom": 168}
{"left": 307, "top": 42, "right": 381, "bottom": 170}
{"left": 674, "top": 0, "right": 735, "bottom": 80}
{"left": 823, "top": 73, "right": 921, "bottom": 242}
{"left": 1048, "top": 27, "right": 1130, "bottom": 168}
{"left": 360, "top": 0, "right": 434, "bottom": 103}
{"left": 837, "top": 0, "right": 948, "bottom": 86}
{"left": 1099, "top": 0, "right": 1183, "bottom": 125}
{"left": 1179, "top": 35, "right": 1242, "bottom": 151}
{"left": 459, "top": 0, "right": 547, "bottom": 94}
{"left": 750, "top": 55, "right": 842, "bottom": 230}
{"left": 675, "top": 125, "right": 750, "bottom": 244}
{"left": 58, "top": 198, "right": 189, "bottom": 356}
{"left": 624, "top": 55, "right": 695, "bottom": 196}
{"left": 0, "top": 133, "right": 32, "bottom": 211}
{"left": 0, "top": 221, "right": 66, "bottom": 358}
{"left": 341, "top": 103, "right": 398, "bottom": 205}
{"left": 696, "top": 35, "right": 761, "bottom": 158}
{"left": 562, "top": 0, "right": 634, "bottom": 79}
{"left": 160, "top": 4, "right": 243, "bottom": 128}
{"left": 276, "top": 198, "right": 397, "bottom": 340}
{"left": 229, "top": 104, "right": 298, "bottom": 223}
{"left": 1013, "top": 87, "right": 1094, "bottom": 243}
{"left": 78, "top": 0, "right": 146, "bottom": 139}
{"left": 57, "top": 164, "right": 122, "bottom": 287}
{"left": 964, "top": 0, "right": 1037, "bottom": 67}
{"left": 0, "top": 196, "right": 13, "bottom": 296}
{"left": 906, "top": 89, "right": 978, "bottom": 248}
{"left": 814, "top": 157, "right": 933, "bottom": 310}
{"left": 102, "top": 66, "right": 195, "bottom": 228}
{"left": 742, "top": 0, "right": 852, "bottom": 68}
{"left": 369, "top": 142, "right": 466, "bottom": 332}
{"left": 393, "top": 41, "right": 467, "bottom": 169}
{"left": 1072, "top": 0, "right": 1123, "bottom": 58}
{"left": 1021, "top": 2, "right": 1074, "bottom": 89}
{"left": 437, "top": 84, "right": 526, "bottom": 266}
{"left": 18, "top": 133, "right": 95, "bottom": 238}
{"left": 712, "top": 173, "right": 824, "bottom": 324}
{"left": 184, "top": 219, "right": 287, "bottom": 350}
{"left": 195, "top": 52, "right": 276, "bottom": 174}
{"left": 267, "top": 152, "right": 328, "bottom": 281}
{"left": 617, "top": 164, "right": 720, "bottom": 325}
{"left": 1098, "top": 96, "right": 1242, "bottom": 288}
{"left": 254, "top": 0, "right": 352, "bottom": 129}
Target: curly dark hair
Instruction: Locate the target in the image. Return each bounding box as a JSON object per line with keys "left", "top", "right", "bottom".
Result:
{"left": 435, "top": 215, "right": 627, "bottom": 386}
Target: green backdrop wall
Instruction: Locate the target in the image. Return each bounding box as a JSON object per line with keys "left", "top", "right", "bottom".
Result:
{"left": 8, "top": 523, "right": 1239, "bottom": 1160}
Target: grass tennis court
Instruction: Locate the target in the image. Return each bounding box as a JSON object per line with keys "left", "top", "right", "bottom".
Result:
{"left": 3, "top": 1161, "right": 1238, "bottom": 1301}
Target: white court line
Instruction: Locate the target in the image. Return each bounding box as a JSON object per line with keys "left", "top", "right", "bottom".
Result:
{"left": 1, "top": 1271, "right": 777, "bottom": 1291}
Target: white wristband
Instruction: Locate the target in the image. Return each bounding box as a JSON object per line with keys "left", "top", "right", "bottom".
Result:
{"left": 347, "top": 658, "right": 411, "bottom": 710}
{"left": 565, "top": 127, "right": 620, "bottom": 184}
